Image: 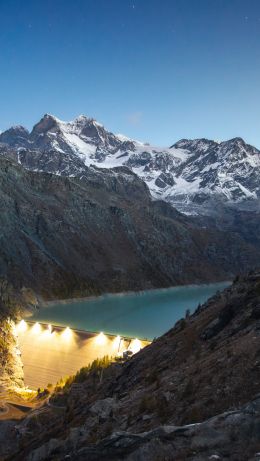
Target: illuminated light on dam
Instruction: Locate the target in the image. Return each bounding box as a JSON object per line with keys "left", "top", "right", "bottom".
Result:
{"left": 41, "top": 324, "right": 54, "bottom": 339}
{"left": 32, "top": 322, "right": 42, "bottom": 334}
{"left": 130, "top": 338, "right": 142, "bottom": 354}
{"left": 15, "top": 321, "right": 144, "bottom": 355}
{"left": 112, "top": 335, "right": 121, "bottom": 351}
{"left": 16, "top": 319, "right": 28, "bottom": 333}
{"left": 95, "top": 331, "right": 107, "bottom": 346}
{"left": 16, "top": 321, "right": 150, "bottom": 389}
{"left": 15, "top": 322, "right": 144, "bottom": 356}
{"left": 61, "top": 326, "right": 73, "bottom": 341}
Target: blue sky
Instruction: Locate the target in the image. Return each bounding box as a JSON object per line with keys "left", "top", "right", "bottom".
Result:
{"left": 0, "top": 0, "right": 260, "bottom": 147}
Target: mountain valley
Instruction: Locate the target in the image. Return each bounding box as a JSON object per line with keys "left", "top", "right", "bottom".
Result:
{"left": 0, "top": 114, "right": 260, "bottom": 461}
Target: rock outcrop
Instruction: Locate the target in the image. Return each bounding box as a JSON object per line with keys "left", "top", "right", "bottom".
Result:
{"left": 0, "top": 280, "right": 25, "bottom": 390}
{"left": 0, "top": 319, "right": 24, "bottom": 390}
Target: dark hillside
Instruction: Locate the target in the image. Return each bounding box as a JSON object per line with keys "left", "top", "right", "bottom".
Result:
{"left": 0, "top": 157, "right": 259, "bottom": 298}
{"left": 7, "top": 271, "right": 260, "bottom": 461}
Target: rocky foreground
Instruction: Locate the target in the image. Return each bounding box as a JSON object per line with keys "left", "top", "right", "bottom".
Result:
{"left": 2, "top": 271, "right": 259, "bottom": 461}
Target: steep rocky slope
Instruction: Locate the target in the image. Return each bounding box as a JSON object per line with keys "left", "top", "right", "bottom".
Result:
{"left": 0, "top": 280, "right": 26, "bottom": 391}
{"left": 0, "top": 156, "right": 259, "bottom": 298}
{"left": 5, "top": 271, "right": 260, "bottom": 461}
{"left": 1, "top": 114, "right": 260, "bottom": 216}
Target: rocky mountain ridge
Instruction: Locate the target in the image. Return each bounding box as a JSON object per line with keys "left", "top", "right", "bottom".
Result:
{"left": 1, "top": 155, "right": 259, "bottom": 297}
{"left": 1, "top": 114, "right": 260, "bottom": 216}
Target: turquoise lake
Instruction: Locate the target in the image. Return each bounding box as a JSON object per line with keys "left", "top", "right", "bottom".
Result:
{"left": 31, "top": 282, "right": 230, "bottom": 340}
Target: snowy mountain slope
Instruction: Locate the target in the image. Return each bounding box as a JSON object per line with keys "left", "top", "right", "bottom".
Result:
{"left": 162, "top": 137, "right": 260, "bottom": 215}
{"left": 1, "top": 114, "right": 260, "bottom": 215}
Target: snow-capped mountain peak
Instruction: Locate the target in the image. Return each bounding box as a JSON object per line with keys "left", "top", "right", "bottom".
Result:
{"left": 0, "top": 114, "right": 259, "bottom": 216}
{"left": 0, "top": 125, "right": 29, "bottom": 147}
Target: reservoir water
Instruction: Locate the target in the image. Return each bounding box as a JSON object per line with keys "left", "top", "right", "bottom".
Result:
{"left": 31, "top": 282, "right": 230, "bottom": 340}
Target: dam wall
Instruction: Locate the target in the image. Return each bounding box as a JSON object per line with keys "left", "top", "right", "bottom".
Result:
{"left": 17, "top": 321, "right": 149, "bottom": 389}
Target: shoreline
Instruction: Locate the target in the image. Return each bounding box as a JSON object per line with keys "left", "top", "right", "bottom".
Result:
{"left": 38, "top": 280, "right": 232, "bottom": 309}
{"left": 24, "top": 280, "right": 232, "bottom": 341}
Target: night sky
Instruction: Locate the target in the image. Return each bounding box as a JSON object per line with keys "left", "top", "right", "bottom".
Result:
{"left": 0, "top": 0, "right": 260, "bottom": 147}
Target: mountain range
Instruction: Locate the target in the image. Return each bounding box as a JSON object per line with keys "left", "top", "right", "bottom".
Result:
{"left": 1, "top": 113, "right": 260, "bottom": 217}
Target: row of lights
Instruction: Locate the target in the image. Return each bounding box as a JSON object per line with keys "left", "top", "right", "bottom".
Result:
{"left": 15, "top": 320, "right": 142, "bottom": 354}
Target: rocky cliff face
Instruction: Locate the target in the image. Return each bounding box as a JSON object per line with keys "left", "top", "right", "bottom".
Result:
{"left": 0, "top": 319, "right": 24, "bottom": 390}
{"left": 0, "top": 156, "right": 259, "bottom": 298}
{"left": 0, "top": 280, "right": 25, "bottom": 390}
{"left": 6, "top": 271, "right": 260, "bottom": 460}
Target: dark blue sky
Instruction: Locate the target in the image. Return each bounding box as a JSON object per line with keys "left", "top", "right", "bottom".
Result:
{"left": 0, "top": 0, "right": 260, "bottom": 147}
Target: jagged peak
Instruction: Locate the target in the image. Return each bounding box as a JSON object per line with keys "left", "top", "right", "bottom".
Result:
{"left": 39, "top": 114, "right": 98, "bottom": 126}
{"left": 73, "top": 114, "right": 90, "bottom": 124}
{"left": 31, "top": 113, "right": 63, "bottom": 135}
{"left": 72, "top": 115, "right": 104, "bottom": 129}
{"left": 171, "top": 138, "right": 216, "bottom": 150}
{"left": 1, "top": 125, "right": 29, "bottom": 134}
{"left": 222, "top": 137, "right": 245, "bottom": 145}
{"left": 12, "top": 124, "right": 28, "bottom": 131}
{"left": 43, "top": 113, "right": 65, "bottom": 124}
{"left": 0, "top": 125, "right": 29, "bottom": 146}
{"left": 44, "top": 113, "right": 60, "bottom": 119}
{"left": 74, "top": 114, "right": 91, "bottom": 122}
{"left": 170, "top": 137, "right": 253, "bottom": 152}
